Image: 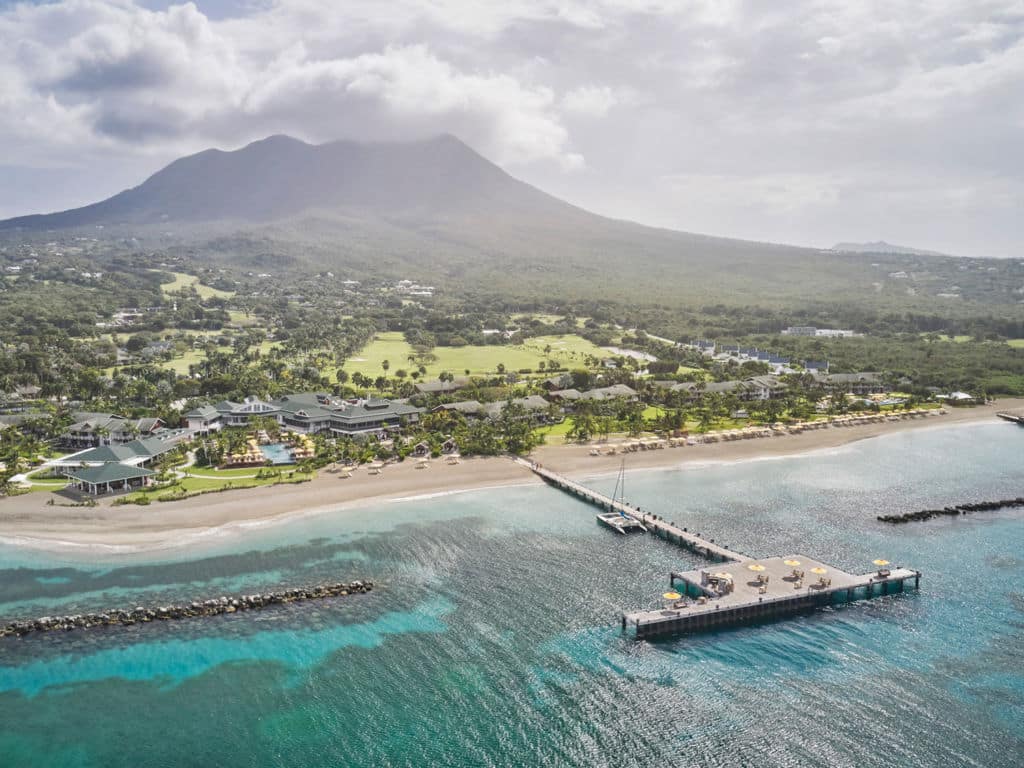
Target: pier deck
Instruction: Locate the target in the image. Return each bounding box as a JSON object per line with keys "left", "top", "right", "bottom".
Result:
{"left": 626, "top": 556, "right": 919, "bottom": 639}
{"left": 996, "top": 409, "right": 1024, "bottom": 425}
{"left": 520, "top": 459, "right": 748, "bottom": 563}
{"left": 519, "top": 459, "right": 921, "bottom": 639}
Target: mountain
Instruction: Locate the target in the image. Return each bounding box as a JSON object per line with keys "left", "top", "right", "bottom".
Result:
{"left": 0, "top": 134, "right": 577, "bottom": 229}
{"left": 0, "top": 134, "right": 978, "bottom": 308}
{"left": 833, "top": 241, "right": 953, "bottom": 258}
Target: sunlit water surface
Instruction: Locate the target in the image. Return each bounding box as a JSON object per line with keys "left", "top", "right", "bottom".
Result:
{"left": 0, "top": 422, "right": 1022, "bottom": 767}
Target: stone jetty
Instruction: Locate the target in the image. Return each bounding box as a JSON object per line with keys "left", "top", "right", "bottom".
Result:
{"left": 878, "top": 497, "right": 1024, "bottom": 524}
{"left": 0, "top": 580, "right": 373, "bottom": 639}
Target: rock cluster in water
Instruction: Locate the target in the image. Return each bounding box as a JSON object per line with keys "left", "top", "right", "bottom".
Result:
{"left": 0, "top": 580, "right": 373, "bottom": 638}
{"left": 878, "top": 498, "right": 1024, "bottom": 524}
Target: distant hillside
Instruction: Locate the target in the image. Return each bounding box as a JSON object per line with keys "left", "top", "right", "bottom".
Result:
{"left": 833, "top": 241, "right": 953, "bottom": 258}
{"left": 2, "top": 135, "right": 1015, "bottom": 310}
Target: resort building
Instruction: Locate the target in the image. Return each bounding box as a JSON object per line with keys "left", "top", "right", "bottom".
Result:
{"left": 580, "top": 384, "right": 638, "bottom": 401}
{"left": 66, "top": 464, "right": 155, "bottom": 496}
{"left": 414, "top": 377, "right": 471, "bottom": 394}
{"left": 432, "top": 400, "right": 485, "bottom": 418}
{"left": 812, "top": 372, "right": 886, "bottom": 395}
{"left": 62, "top": 413, "right": 167, "bottom": 448}
{"left": 54, "top": 436, "right": 183, "bottom": 471}
{"left": 183, "top": 392, "right": 424, "bottom": 437}
{"left": 483, "top": 395, "right": 552, "bottom": 422}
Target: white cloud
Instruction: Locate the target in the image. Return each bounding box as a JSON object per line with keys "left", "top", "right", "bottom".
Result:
{"left": 0, "top": 0, "right": 1021, "bottom": 255}
{"left": 562, "top": 85, "right": 618, "bottom": 116}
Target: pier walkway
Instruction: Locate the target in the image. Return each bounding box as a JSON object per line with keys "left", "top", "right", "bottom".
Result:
{"left": 518, "top": 458, "right": 920, "bottom": 639}
{"left": 996, "top": 410, "right": 1024, "bottom": 425}
{"left": 518, "top": 458, "right": 748, "bottom": 563}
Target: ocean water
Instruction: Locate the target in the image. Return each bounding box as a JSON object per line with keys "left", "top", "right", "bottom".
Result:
{"left": 0, "top": 422, "right": 1022, "bottom": 767}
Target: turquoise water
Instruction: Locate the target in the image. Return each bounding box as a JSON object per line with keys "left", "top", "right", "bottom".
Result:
{"left": 1, "top": 422, "right": 1022, "bottom": 766}
{"left": 260, "top": 443, "right": 294, "bottom": 465}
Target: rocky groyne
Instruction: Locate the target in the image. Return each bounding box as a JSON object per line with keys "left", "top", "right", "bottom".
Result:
{"left": 878, "top": 498, "right": 1024, "bottom": 524}
{"left": 0, "top": 580, "right": 373, "bottom": 638}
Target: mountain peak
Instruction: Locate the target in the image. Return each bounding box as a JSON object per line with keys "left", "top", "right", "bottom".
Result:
{"left": 0, "top": 133, "right": 544, "bottom": 230}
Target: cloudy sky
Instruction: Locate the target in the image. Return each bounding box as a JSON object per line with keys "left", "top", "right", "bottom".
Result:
{"left": 1, "top": 0, "right": 1021, "bottom": 256}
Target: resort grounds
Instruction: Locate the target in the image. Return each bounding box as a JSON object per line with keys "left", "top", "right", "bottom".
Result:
{"left": 0, "top": 399, "right": 1020, "bottom": 555}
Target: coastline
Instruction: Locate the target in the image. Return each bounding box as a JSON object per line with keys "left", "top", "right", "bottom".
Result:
{"left": 1, "top": 400, "right": 1020, "bottom": 556}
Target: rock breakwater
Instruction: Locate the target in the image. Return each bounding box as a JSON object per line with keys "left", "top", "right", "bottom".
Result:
{"left": 878, "top": 497, "right": 1024, "bottom": 524}
{"left": 0, "top": 580, "right": 373, "bottom": 638}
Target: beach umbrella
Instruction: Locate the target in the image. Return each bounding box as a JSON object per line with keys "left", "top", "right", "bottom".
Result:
{"left": 747, "top": 564, "right": 766, "bottom": 572}
{"left": 663, "top": 592, "right": 682, "bottom": 600}
{"left": 872, "top": 559, "right": 890, "bottom": 567}
{"left": 712, "top": 572, "right": 733, "bottom": 581}
{"left": 783, "top": 559, "right": 801, "bottom": 567}
{"left": 810, "top": 567, "right": 828, "bottom": 574}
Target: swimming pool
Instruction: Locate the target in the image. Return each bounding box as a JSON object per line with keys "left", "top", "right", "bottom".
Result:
{"left": 259, "top": 443, "right": 294, "bottom": 465}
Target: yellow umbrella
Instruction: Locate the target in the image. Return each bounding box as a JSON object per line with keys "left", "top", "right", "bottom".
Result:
{"left": 873, "top": 559, "right": 890, "bottom": 566}
{"left": 747, "top": 564, "right": 766, "bottom": 572}
{"left": 663, "top": 592, "right": 682, "bottom": 600}
{"left": 810, "top": 567, "right": 828, "bottom": 574}
{"left": 712, "top": 572, "right": 733, "bottom": 581}
{"left": 783, "top": 559, "right": 801, "bottom": 567}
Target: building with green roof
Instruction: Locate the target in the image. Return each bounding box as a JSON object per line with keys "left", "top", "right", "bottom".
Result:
{"left": 67, "top": 464, "right": 155, "bottom": 495}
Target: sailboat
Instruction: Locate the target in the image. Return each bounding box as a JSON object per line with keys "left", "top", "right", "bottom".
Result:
{"left": 596, "top": 459, "right": 647, "bottom": 534}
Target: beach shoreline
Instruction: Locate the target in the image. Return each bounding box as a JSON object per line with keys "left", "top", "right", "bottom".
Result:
{"left": 1, "top": 400, "right": 1020, "bottom": 556}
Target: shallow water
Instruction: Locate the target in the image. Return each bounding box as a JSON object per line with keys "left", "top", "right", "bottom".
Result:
{"left": 0, "top": 422, "right": 1022, "bottom": 767}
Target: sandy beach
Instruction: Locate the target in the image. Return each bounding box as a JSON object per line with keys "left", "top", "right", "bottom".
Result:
{"left": 1, "top": 400, "right": 1020, "bottom": 555}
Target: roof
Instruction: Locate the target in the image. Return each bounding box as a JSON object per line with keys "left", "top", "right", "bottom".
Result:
{"left": 484, "top": 396, "right": 550, "bottom": 417}
{"left": 581, "top": 384, "right": 637, "bottom": 400}
{"left": 68, "top": 464, "right": 155, "bottom": 484}
{"left": 436, "top": 400, "right": 484, "bottom": 415}
{"left": 549, "top": 388, "right": 583, "bottom": 400}
{"left": 70, "top": 437, "right": 178, "bottom": 464}
{"left": 184, "top": 404, "right": 220, "bottom": 419}
{"left": 818, "top": 372, "right": 882, "bottom": 384}
{"left": 414, "top": 377, "right": 470, "bottom": 393}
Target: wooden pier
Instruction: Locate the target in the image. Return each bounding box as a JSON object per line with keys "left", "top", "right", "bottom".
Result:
{"left": 996, "top": 410, "right": 1024, "bottom": 425}
{"left": 520, "top": 459, "right": 748, "bottom": 563}
{"left": 519, "top": 459, "right": 920, "bottom": 639}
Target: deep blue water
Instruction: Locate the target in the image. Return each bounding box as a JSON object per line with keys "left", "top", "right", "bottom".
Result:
{"left": 0, "top": 422, "right": 1022, "bottom": 767}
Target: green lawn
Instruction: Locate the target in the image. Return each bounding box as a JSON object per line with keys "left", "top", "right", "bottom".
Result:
{"left": 184, "top": 466, "right": 272, "bottom": 478}
{"left": 120, "top": 470, "right": 313, "bottom": 503}
{"left": 343, "top": 332, "right": 607, "bottom": 379}
{"left": 1008, "top": 339, "right": 1024, "bottom": 349}
{"left": 158, "top": 271, "right": 234, "bottom": 300}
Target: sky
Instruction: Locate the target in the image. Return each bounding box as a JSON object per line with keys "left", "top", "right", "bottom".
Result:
{"left": 0, "top": 0, "right": 1021, "bottom": 257}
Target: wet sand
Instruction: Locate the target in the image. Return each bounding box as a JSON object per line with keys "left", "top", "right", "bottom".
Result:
{"left": 1, "top": 400, "right": 1019, "bottom": 555}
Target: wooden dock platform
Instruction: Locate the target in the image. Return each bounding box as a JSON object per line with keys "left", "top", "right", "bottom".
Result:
{"left": 518, "top": 459, "right": 921, "bottom": 639}
{"left": 624, "top": 556, "right": 920, "bottom": 639}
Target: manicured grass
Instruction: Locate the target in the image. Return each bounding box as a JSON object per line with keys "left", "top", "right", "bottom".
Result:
{"left": 1008, "top": 339, "right": 1024, "bottom": 349}
{"left": 158, "top": 271, "right": 234, "bottom": 300}
{"left": 184, "top": 466, "right": 270, "bottom": 478}
{"left": 121, "top": 470, "right": 313, "bottom": 503}
{"left": 160, "top": 348, "right": 207, "bottom": 374}
{"left": 343, "top": 332, "right": 607, "bottom": 378}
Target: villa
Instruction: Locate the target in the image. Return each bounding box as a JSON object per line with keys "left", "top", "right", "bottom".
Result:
{"left": 62, "top": 413, "right": 167, "bottom": 448}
